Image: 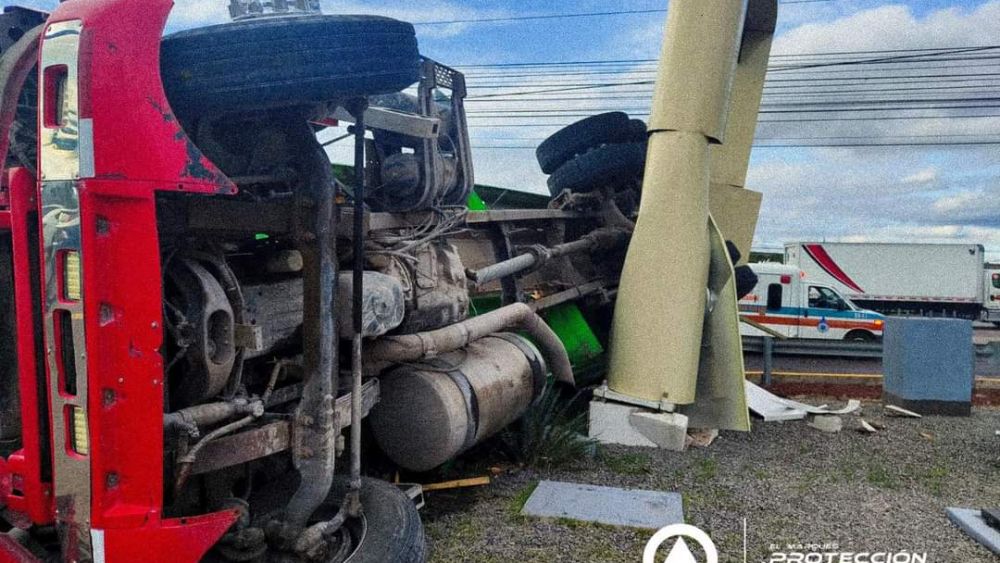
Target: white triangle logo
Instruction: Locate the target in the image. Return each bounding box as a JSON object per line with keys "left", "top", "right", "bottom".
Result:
{"left": 663, "top": 538, "right": 699, "bottom": 563}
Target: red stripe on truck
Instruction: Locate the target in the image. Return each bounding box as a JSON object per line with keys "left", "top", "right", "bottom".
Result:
{"left": 803, "top": 244, "right": 866, "bottom": 293}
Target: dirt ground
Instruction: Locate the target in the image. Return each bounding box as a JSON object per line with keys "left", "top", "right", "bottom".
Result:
{"left": 420, "top": 402, "right": 1000, "bottom": 563}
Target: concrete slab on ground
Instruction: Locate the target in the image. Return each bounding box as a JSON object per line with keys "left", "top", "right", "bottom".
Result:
{"left": 947, "top": 508, "right": 1000, "bottom": 556}
{"left": 521, "top": 480, "right": 684, "bottom": 530}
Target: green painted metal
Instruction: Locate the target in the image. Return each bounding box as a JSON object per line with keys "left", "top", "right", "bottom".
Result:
{"left": 467, "top": 191, "right": 488, "bottom": 211}
{"left": 542, "top": 304, "right": 604, "bottom": 367}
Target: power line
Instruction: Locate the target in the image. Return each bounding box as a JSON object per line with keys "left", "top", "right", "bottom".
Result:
{"left": 413, "top": 2, "right": 831, "bottom": 26}
{"left": 454, "top": 45, "right": 1000, "bottom": 68}
{"left": 471, "top": 141, "right": 1000, "bottom": 149}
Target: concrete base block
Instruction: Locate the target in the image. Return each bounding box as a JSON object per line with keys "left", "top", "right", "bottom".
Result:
{"left": 589, "top": 401, "right": 689, "bottom": 451}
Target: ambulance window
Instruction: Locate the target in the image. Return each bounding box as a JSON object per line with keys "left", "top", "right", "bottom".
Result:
{"left": 767, "top": 284, "right": 782, "bottom": 311}
{"left": 993, "top": 273, "right": 1000, "bottom": 289}
{"left": 810, "top": 286, "right": 848, "bottom": 310}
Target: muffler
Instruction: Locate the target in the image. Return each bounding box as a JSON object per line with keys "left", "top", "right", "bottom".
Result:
{"left": 369, "top": 333, "right": 546, "bottom": 472}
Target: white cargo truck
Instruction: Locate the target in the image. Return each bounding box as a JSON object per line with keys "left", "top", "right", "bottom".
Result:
{"left": 785, "top": 242, "right": 1000, "bottom": 323}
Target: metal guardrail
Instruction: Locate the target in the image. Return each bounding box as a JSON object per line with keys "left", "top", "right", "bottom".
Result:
{"left": 742, "top": 336, "right": 883, "bottom": 359}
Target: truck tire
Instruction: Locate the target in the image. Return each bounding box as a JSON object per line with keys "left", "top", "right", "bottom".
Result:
{"left": 628, "top": 119, "right": 648, "bottom": 142}
{"left": 322, "top": 477, "right": 426, "bottom": 563}
{"left": 734, "top": 265, "right": 758, "bottom": 300}
{"left": 546, "top": 142, "right": 646, "bottom": 196}
{"left": 7, "top": 68, "right": 36, "bottom": 174}
{"left": 160, "top": 15, "right": 421, "bottom": 117}
{"left": 1, "top": 24, "right": 43, "bottom": 174}
{"left": 535, "top": 112, "right": 633, "bottom": 174}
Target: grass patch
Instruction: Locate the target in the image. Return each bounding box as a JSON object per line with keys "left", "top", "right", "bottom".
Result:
{"left": 922, "top": 464, "right": 949, "bottom": 496}
{"left": 866, "top": 464, "right": 899, "bottom": 490}
{"left": 601, "top": 452, "right": 652, "bottom": 476}
{"left": 694, "top": 457, "right": 718, "bottom": 483}
{"left": 500, "top": 383, "right": 596, "bottom": 469}
{"left": 507, "top": 481, "right": 538, "bottom": 522}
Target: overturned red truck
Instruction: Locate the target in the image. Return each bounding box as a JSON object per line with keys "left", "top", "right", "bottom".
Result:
{"left": 0, "top": 0, "right": 765, "bottom": 561}
{"left": 0, "top": 0, "right": 648, "bottom": 560}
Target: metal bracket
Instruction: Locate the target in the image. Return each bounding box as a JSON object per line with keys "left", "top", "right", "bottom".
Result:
{"left": 593, "top": 384, "right": 677, "bottom": 413}
{"left": 397, "top": 484, "right": 425, "bottom": 511}
{"left": 332, "top": 106, "right": 441, "bottom": 140}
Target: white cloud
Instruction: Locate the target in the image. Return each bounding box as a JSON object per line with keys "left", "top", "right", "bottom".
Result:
{"left": 902, "top": 167, "right": 937, "bottom": 185}
{"left": 321, "top": 1, "right": 511, "bottom": 38}
{"left": 166, "top": 0, "right": 230, "bottom": 29}
{"left": 772, "top": 1, "right": 1000, "bottom": 53}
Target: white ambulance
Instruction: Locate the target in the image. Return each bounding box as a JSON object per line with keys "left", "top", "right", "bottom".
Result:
{"left": 739, "top": 263, "right": 886, "bottom": 341}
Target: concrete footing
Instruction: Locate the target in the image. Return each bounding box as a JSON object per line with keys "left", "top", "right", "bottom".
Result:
{"left": 588, "top": 400, "right": 689, "bottom": 451}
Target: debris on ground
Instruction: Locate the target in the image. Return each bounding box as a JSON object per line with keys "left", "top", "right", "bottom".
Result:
{"left": 421, "top": 477, "right": 492, "bottom": 493}
{"left": 947, "top": 508, "right": 1000, "bottom": 556}
{"left": 687, "top": 428, "right": 720, "bottom": 448}
{"left": 520, "top": 480, "right": 684, "bottom": 530}
{"left": 807, "top": 414, "right": 843, "bottom": 433}
{"left": 859, "top": 419, "right": 878, "bottom": 434}
{"left": 886, "top": 404, "right": 923, "bottom": 418}
{"left": 746, "top": 381, "right": 861, "bottom": 422}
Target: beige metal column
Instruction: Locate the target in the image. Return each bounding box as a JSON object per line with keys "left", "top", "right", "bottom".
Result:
{"left": 608, "top": 0, "right": 746, "bottom": 404}
{"left": 710, "top": 1, "right": 778, "bottom": 263}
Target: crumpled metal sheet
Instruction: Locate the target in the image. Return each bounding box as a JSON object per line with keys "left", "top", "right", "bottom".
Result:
{"left": 746, "top": 380, "right": 860, "bottom": 422}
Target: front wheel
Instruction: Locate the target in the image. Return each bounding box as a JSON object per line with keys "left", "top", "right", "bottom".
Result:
{"left": 845, "top": 330, "right": 876, "bottom": 342}
{"left": 319, "top": 477, "right": 426, "bottom": 563}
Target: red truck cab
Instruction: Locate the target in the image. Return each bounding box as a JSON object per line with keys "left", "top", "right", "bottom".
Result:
{"left": 0, "top": 1, "right": 241, "bottom": 560}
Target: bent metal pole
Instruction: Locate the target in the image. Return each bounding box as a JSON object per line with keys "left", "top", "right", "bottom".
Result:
{"left": 608, "top": 0, "right": 746, "bottom": 405}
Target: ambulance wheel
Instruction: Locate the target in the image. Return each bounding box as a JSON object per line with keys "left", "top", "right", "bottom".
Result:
{"left": 546, "top": 142, "right": 646, "bottom": 196}
{"left": 845, "top": 330, "right": 876, "bottom": 342}
{"left": 535, "top": 112, "right": 634, "bottom": 174}
{"left": 160, "top": 15, "right": 421, "bottom": 117}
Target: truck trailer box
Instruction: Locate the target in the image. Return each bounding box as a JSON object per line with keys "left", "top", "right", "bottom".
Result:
{"left": 785, "top": 242, "right": 986, "bottom": 319}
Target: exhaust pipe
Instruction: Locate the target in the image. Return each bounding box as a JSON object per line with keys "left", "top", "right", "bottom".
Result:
{"left": 367, "top": 302, "right": 575, "bottom": 387}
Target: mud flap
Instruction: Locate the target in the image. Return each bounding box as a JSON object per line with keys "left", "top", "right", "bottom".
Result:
{"left": 678, "top": 215, "right": 751, "bottom": 432}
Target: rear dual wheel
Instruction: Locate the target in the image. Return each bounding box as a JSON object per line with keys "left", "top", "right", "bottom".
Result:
{"left": 536, "top": 113, "right": 649, "bottom": 197}
{"left": 160, "top": 15, "right": 422, "bottom": 117}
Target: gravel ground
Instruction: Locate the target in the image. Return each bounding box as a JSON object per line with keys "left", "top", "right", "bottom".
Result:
{"left": 421, "top": 403, "right": 1000, "bottom": 562}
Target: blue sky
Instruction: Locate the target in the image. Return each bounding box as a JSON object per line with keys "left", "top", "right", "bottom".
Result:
{"left": 17, "top": 0, "right": 1000, "bottom": 259}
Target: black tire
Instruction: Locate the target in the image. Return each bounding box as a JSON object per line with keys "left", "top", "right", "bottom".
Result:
{"left": 546, "top": 142, "right": 646, "bottom": 196}
{"left": 1, "top": 24, "right": 43, "bottom": 174}
{"left": 7, "top": 68, "right": 36, "bottom": 174}
{"left": 845, "top": 330, "right": 876, "bottom": 342}
{"left": 160, "top": 15, "right": 421, "bottom": 117}
{"left": 734, "top": 265, "right": 758, "bottom": 300}
{"left": 628, "top": 119, "right": 648, "bottom": 142}
{"left": 323, "top": 477, "right": 426, "bottom": 563}
{"left": 535, "top": 112, "right": 633, "bottom": 174}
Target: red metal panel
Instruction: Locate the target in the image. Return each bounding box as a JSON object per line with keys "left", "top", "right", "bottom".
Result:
{"left": 79, "top": 181, "right": 167, "bottom": 530}
{"left": 4, "top": 0, "right": 243, "bottom": 558}
{"left": 101, "top": 511, "right": 240, "bottom": 563}
{"left": 52, "top": 0, "right": 236, "bottom": 195}
{"left": 3, "top": 167, "right": 53, "bottom": 526}
{"left": 0, "top": 534, "right": 38, "bottom": 563}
